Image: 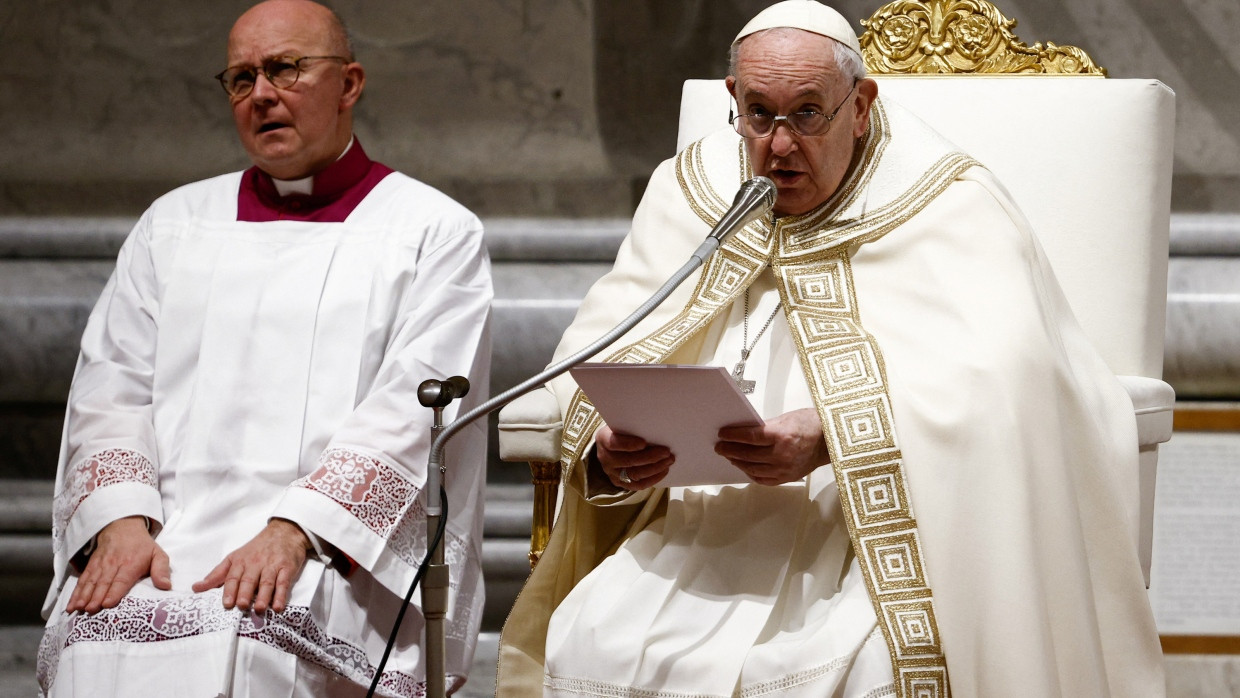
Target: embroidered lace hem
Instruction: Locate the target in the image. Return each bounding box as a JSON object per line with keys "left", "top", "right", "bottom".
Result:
{"left": 37, "top": 592, "right": 449, "bottom": 697}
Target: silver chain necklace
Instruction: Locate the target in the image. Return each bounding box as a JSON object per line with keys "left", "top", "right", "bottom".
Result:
{"left": 731, "top": 288, "right": 782, "bottom": 394}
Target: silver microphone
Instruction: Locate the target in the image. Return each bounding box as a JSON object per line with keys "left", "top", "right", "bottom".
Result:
{"left": 706, "top": 176, "right": 776, "bottom": 244}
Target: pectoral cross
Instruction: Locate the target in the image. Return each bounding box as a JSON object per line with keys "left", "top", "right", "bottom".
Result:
{"left": 731, "top": 350, "right": 756, "bottom": 394}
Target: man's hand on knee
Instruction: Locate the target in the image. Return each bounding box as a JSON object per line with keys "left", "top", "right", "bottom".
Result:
{"left": 193, "top": 518, "right": 310, "bottom": 614}
{"left": 67, "top": 515, "right": 170, "bottom": 614}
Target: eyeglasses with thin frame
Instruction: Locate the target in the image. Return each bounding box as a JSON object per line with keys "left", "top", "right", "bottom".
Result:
{"left": 214, "top": 55, "right": 349, "bottom": 98}
{"left": 730, "top": 79, "right": 859, "bottom": 139}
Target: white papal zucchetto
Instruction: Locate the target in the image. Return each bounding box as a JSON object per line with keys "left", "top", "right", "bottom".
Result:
{"left": 732, "top": 0, "right": 863, "bottom": 56}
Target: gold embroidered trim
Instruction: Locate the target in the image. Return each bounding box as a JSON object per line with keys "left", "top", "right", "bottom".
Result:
{"left": 775, "top": 253, "right": 950, "bottom": 694}
{"left": 676, "top": 139, "right": 724, "bottom": 229}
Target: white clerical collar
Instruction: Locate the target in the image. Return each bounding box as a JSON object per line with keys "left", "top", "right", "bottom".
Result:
{"left": 271, "top": 137, "right": 356, "bottom": 197}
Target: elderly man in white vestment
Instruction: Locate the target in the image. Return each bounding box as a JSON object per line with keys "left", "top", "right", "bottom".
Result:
{"left": 496, "top": 2, "right": 1164, "bottom": 697}
{"left": 37, "top": 1, "right": 491, "bottom": 696}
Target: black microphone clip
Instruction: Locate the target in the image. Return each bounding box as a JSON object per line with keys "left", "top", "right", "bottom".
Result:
{"left": 417, "top": 376, "right": 471, "bottom": 408}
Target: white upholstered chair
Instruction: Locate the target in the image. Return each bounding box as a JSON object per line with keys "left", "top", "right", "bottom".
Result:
{"left": 498, "top": 0, "right": 1176, "bottom": 584}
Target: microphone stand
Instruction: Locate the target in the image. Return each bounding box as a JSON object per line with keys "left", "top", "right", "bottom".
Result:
{"left": 417, "top": 176, "right": 774, "bottom": 698}
{"left": 422, "top": 398, "right": 451, "bottom": 698}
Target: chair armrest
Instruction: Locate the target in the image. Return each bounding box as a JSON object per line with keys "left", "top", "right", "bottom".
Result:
{"left": 498, "top": 386, "right": 563, "bottom": 463}
{"left": 1117, "top": 375, "right": 1175, "bottom": 447}
{"left": 498, "top": 386, "right": 564, "bottom": 568}
{"left": 1116, "top": 374, "right": 1174, "bottom": 589}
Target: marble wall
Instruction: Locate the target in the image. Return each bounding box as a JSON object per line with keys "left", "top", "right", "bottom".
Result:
{"left": 593, "top": 0, "right": 1240, "bottom": 213}
{"left": 2, "top": 0, "right": 1238, "bottom": 216}
{"left": 0, "top": 0, "right": 619, "bottom": 216}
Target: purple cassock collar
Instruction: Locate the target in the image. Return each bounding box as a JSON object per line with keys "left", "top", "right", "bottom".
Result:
{"left": 236, "top": 138, "right": 395, "bottom": 223}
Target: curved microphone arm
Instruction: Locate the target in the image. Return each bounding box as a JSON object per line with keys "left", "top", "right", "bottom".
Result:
{"left": 424, "top": 176, "right": 775, "bottom": 509}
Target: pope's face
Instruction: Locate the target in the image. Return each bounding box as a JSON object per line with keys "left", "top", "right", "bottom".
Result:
{"left": 727, "top": 30, "right": 875, "bottom": 217}
{"left": 225, "top": 0, "right": 363, "bottom": 180}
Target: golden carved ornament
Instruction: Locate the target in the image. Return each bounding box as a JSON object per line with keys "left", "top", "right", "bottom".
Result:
{"left": 859, "top": 0, "right": 1105, "bottom": 75}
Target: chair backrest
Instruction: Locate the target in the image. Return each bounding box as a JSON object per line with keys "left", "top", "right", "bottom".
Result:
{"left": 678, "top": 6, "right": 1175, "bottom": 381}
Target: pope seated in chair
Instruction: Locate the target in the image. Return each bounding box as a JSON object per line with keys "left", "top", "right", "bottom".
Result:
{"left": 496, "top": 2, "right": 1164, "bottom": 696}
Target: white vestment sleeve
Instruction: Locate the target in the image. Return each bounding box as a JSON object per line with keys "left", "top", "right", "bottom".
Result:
{"left": 271, "top": 216, "right": 492, "bottom": 597}
{"left": 47, "top": 212, "right": 165, "bottom": 611}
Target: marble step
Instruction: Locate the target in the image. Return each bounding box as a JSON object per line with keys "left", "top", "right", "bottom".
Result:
{"left": 0, "top": 216, "right": 631, "bottom": 260}
{"left": 1165, "top": 214, "right": 1240, "bottom": 399}
{"left": 4, "top": 212, "right": 1236, "bottom": 257}
{"left": 1, "top": 214, "right": 1236, "bottom": 406}
{"left": 1170, "top": 213, "right": 1240, "bottom": 256}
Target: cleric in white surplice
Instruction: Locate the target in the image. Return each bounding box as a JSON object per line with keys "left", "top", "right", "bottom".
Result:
{"left": 37, "top": 1, "right": 492, "bottom": 696}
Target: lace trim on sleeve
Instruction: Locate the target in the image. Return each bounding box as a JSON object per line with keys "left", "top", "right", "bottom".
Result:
{"left": 292, "top": 447, "right": 418, "bottom": 539}
{"left": 53, "top": 448, "right": 157, "bottom": 547}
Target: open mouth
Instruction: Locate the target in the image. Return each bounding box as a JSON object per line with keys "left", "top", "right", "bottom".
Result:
{"left": 258, "top": 122, "right": 288, "bottom": 133}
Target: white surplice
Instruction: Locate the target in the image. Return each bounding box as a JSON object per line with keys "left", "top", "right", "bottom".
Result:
{"left": 38, "top": 169, "right": 492, "bottom": 697}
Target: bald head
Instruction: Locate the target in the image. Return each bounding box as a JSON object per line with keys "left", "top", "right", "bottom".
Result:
{"left": 229, "top": 0, "right": 352, "bottom": 63}
{"left": 224, "top": 0, "right": 365, "bottom": 179}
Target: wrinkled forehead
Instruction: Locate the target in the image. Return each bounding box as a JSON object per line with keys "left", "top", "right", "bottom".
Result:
{"left": 734, "top": 30, "right": 850, "bottom": 89}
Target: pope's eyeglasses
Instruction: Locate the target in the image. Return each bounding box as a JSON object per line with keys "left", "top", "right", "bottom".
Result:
{"left": 215, "top": 55, "right": 349, "bottom": 98}
{"left": 730, "top": 80, "right": 858, "bottom": 139}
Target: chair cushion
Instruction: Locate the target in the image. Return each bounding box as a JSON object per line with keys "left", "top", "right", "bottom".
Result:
{"left": 498, "top": 387, "right": 564, "bottom": 462}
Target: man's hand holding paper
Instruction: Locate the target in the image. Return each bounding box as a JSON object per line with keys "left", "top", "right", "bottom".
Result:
{"left": 595, "top": 425, "right": 675, "bottom": 490}
{"left": 716, "top": 407, "right": 831, "bottom": 486}
{"left": 594, "top": 406, "right": 830, "bottom": 490}
{"left": 571, "top": 364, "right": 767, "bottom": 487}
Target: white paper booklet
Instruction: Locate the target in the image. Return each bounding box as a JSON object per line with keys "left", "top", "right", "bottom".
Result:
{"left": 569, "top": 363, "right": 765, "bottom": 487}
